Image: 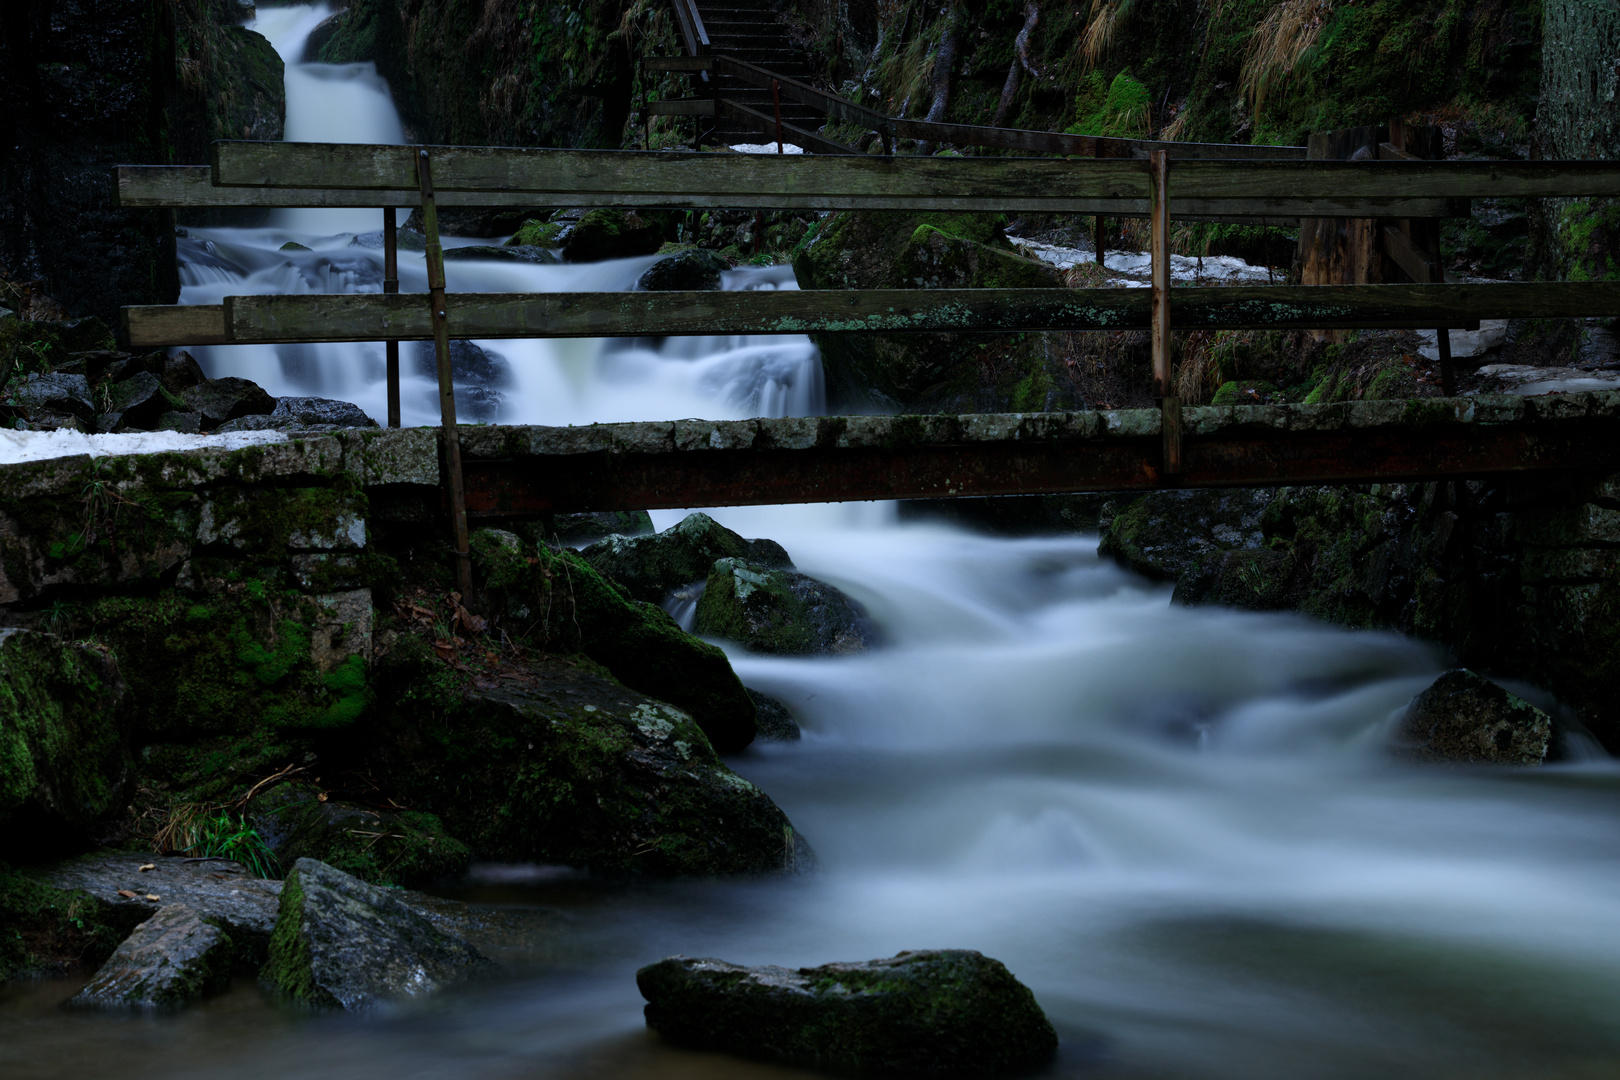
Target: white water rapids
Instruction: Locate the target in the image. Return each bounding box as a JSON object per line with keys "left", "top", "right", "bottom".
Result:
{"left": 6, "top": 7, "right": 1620, "bottom": 1079}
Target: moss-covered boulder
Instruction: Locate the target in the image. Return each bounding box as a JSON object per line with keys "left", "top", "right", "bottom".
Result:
{"left": 792, "top": 211, "right": 1066, "bottom": 411}
{"left": 247, "top": 783, "right": 469, "bottom": 887}
{"left": 581, "top": 512, "right": 791, "bottom": 604}
{"left": 1395, "top": 669, "right": 1553, "bottom": 766}
{"left": 638, "top": 249, "right": 731, "bottom": 291}
{"left": 372, "top": 643, "right": 807, "bottom": 875}
{"left": 473, "top": 530, "right": 757, "bottom": 752}
{"left": 0, "top": 630, "right": 129, "bottom": 853}
{"left": 694, "top": 559, "right": 874, "bottom": 656}
{"left": 544, "top": 510, "right": 655, "bottom": 545}
{"left": 0, "top": 861, "right": 125, "bottom": 982}
{"left": 637, "top": 950, "right": 1058, "bottom": 1078}
{"left": 261, "top": 858, "right": 490, "bottom": 1010}
{"left": 1099, "top": 488, "right": 1276, "bottom": 583}
{"left": 70, "top": 903, "right": 235, "bottom": 1009}
{"left": 563, "top": 209, "right": 671, "bottom": 262}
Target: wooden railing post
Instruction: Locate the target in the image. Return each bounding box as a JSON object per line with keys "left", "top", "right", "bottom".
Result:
{"left": 383, "top": 206, "right": 400, "bottom": 428}
{"left": 416, "top": 148, "right": 473, "bottom": 599}
{"left": 1150, "top": 149, "right": 1180, "bottom": 477}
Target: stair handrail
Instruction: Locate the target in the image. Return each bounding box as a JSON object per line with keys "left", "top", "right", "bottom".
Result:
{"left": 670, "top": 0, "right": 710, "bottom": 57}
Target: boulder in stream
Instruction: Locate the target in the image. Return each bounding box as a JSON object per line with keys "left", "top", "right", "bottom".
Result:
{"left": 260, "top": 858, "right": 492, "bottom": 1010}
{"left": 71, "top": 903, "right": 234, "bottom": 1009}
{"left": 637, "top": 949, "right": 1058, "bottom": 1078}
{"left": 637, "top": 248, "right": 730, "bottom": 291}
{"left": 581, "top": 512, "right": 791, "bottom": 604}
{"left": 1395, "top": 669, "right": 1553, "bottom": 765}
{"left": 563, "top": 209, "right": 669, "bottom": 262}
{"left": 695, "top": 559, "right": 874, "bottom": 655}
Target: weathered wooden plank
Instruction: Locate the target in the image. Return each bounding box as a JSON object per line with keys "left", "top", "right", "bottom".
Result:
{"left": 1382, "top": 223, "right": 1440, "bottom": 284}
{"left": 167, "top": 283, "right": 1620, "bottom": 347}
{"left": 123, "top": 304, "right": 228, "bottom": 347}
{"left": 211, "top": 143, "right": 1620, "bottom": 202}
{"left": 645, "top": 98, "right": 716, "bottom": 116}
{"left": 452, "top": 419, "right": 1620, "bottom": 514}
{"left": 116, "top": 166, "right": 549, "bottom": 209}
{"left": 717, "top": 99, "right": 857, "bottom": 155}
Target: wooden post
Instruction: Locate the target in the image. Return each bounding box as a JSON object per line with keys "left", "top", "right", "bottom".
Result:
{"left": 1300, "top": 126, "right": 1384, "bottom": 343}
{"left": 1150, "top": 149, "right": 1180, "bottom": 477}
{"left": 1384, "top": 118, "right": 1455, "bottom": 393}
{"left": 1094, "top": 141, "right": 1107, "bottom": 266}
{"left": 416, "top": 148, "right": 473, "bottom": 599}
{"left": 772, "top": 78, "right": 784, "bottom": 154}
{"left": 383, "top": 206, "right": 400, "bottom": 428}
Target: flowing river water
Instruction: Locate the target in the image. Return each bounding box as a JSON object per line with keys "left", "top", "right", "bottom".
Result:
{"left": 7, "top": 7, "right": 1620, "bottom": 1078}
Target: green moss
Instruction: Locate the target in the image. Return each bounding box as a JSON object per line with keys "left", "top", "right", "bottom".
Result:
{"left": 1557, "top": 199, "right": 1620, "bottom": 283}
{"left": 506, "top": 219, "right": 566, "bottom": 247}
{"left": 261, "top": 866, "right": 326, "bottom": 1006}
{"left": 1211, "top": 380, "right": 1278, "bottom": 405}
{"left": 1065, "top": 70, "right": 1153, "bottom": 137}
{"left": 0, "top": 863, "right": 124, "bottom": 981}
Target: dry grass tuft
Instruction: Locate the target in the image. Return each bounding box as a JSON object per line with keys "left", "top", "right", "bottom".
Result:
{"left": 1240, "top": 0, "right": 1335, "bottom": 116}
{"left": 1078, "top": 0, "right": 1136, "bottom": 71}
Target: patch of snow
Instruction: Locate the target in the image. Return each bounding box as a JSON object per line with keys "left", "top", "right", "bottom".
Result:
{"left": 1007, "top": 236, "right": 1277, "bottom": 284}
{"left": 0, "top": 427, "right": 288, "bottom": 466}
{"left": 1470, "top": 364, "right": 1620, "bottom": 397}
{"left": 1416, "top": 320, "right": 1510, "bottom": 361}
{"left": 729, "top": 143, "right": 805, "bottom": 155}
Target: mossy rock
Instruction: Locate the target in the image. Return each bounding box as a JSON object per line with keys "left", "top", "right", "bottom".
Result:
{"left": 563, "top": 210, "right": 672, "bottom": 262}
{"left": 0, "top": 861, "right": 125, "bottom": 982}
{"left": 472, "top": 530, "right": 757, "bottom": 753}
{"left": 371, "top": 643, "right": 807, "bottom": 875}
{"left": 580, "top": 512, "right": 791, "bottom": 604}
{"left": 0, "top": 630, "right": 129, "bottom": 857}
{"left": 1395, "top": 669, "right": 1552, "bottom": 765}
{"left": 1211, "top": 379, "right": 1279, "bottom": 406}
{"left": 506, "top": 219, "right": 567, "bottom": 248}
{"left": 1099, "top": 488, "right": 1277, "bottom": 583}
{"left": 694, "top": 559, "right": 875, "bottom": 656}
{"left": 247, "top": 784, "right": 470, "bottom": 887}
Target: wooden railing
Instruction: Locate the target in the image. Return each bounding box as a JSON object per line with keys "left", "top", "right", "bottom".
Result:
{"left": 115, "top": 141, "right": 1620, "bottom": 586}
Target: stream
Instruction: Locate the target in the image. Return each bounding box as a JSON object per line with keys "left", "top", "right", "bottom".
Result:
{"left": 6, "top": 6, "right": 1620, "bottom": 1079}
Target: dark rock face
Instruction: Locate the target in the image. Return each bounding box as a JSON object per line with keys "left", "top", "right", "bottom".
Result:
{"left": 564, "top": 209, "right": 671, "bottom": 262}
{"left": 637, "top": 249, "right": 731, "bottom": 291}
{"left": 270, "top": 397, "right": 381, "bottom": 429}
{"left": 182, "top": 377, "right": 278, "bottom": 427}
{"left": 695, "top": 559, "right": 875, "bottom": 656}
{"left": 261, "top": 858, "right": 491, "bottom": 1010}
{"left": 247, "top": 783, "right": 469, "bottom": 887}
{"left": 71, "top": 904, "right": 234, "bottom": 1009}
{"left": 1099, "top": 488, "right": 1276, "bottom": 583}
{"left": 0, "top": 630, "right": 128, "bottom": 857}
{"left": 374, "top": 644, "right": 803, "bottom": 874}
{"left": 544, "top": 510, "right": 656, "bottom": 545}
{"left": 160, "top": 352, "right": 209, "bottom": 395}
{"left": 411, "top": 339, "right": 510, "bottom": 421}
{"left": 1396, "top": 669, "right": 1553, "bottom": 765}
{"left": 106, "top": 371, "right": 181, "bottom": 429}
{"left": 0, "top": 0, "right": 180, "bottom": 332}
{"left": 12, "top": 373, "right": 95, "bottom": 423}
{"left": 582, "top": 512, "right": 793, "bottom": 604}
{"left": 637, "top": 950, "right": 1058, "bottom": 1078}
{"left": 746, "top": 689, "right": 802, "bottom": 741}
{"left": 442, "top": 244, "right": 560, "bottom": 265}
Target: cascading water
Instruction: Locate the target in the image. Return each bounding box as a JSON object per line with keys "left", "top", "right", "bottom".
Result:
{"left": 6, "top": 8, "right": 1620, "bottom": 1079}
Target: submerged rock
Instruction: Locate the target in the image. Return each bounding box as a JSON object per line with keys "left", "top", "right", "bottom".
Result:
{"left": 261, "top": 858, "right": 491, "bottom": 1010}
{"left": 71, "top": 904, "right": 234, "bottom": 1009}
{"left": 442, "top": 244, "right": 560, "bottom": 265}
{"left": 373, "top": 645, "right": 806, "bottom": 874}
{"left": 746, "top": 688, "right": 801, "bottom": 741}
{"left": 637, "top": 248, "right": 730, "bottom": 291}
{"left": 695, "top": 559, "right": 874, "bottom": 655}
{"left": 581, "top": 512, "right": 792, "bottom": 604}
{"left": 0, "top": 630, "right": 128, "bottom": 854}
{"left": 637, "top": 950, "right": 1058, "bottom": 1078}
{"left": 1395, "top": 669, "right": 1553, "bottom": 765}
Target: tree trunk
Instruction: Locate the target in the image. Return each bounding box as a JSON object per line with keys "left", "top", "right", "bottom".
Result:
{"left": 916, "top": 7, "right": 962, "bottom": 154}
{"left": 993, "top": 3, "right": 1040, "bottom": 129}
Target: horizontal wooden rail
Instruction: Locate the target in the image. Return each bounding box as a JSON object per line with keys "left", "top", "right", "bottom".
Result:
{"left": 716, "top": 99, "right": 856, "bottom": 155}
{"left": 121, "top": 283, "right": 1620, "bottom": 348}
{"left": 116, "top": 166, "right": 573, "bottom": 209}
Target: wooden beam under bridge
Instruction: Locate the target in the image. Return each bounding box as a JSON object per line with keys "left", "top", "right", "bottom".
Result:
{"left": 329, "top": 396, "right": 1620, "bottom": 517}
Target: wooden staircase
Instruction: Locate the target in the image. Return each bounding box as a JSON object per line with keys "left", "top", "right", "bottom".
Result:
{"left": 691, "top": 2, "right": 826, "bottom": 144}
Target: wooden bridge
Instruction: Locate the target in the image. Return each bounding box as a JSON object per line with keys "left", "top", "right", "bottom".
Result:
{"left": 115, "top": 140, "right": 1620, "bottom": 591}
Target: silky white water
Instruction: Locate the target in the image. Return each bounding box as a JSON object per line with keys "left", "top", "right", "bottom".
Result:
{"left": 6, "top": 8, "right": 1620, "bottom": 1079}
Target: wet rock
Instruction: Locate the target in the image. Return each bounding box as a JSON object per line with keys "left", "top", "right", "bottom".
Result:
{"left": 1395, "top": 669, "right": 1553, "bottom": 765}
{"left": 442, "top": 244, "right": 560, "bottom": 265}
{"left": 1100, "top": 488, "right": 1277, "bottom": 582}
{"left": 11, "top": 372, "right": 94, "bottom": 423}
{"left": 405, "top": 206, "right": 556, "bottom": 238}
{"left": 411, "top": 339, "right": 510, "bottom": 421}
{"left": 157, "top": 411, "right": 203, "bottom": 434}
{"left": 105, "top": 371, "right": 181, "bottom": 429}
{"left": 695, "top": 559, "right": 874, "bottom": 656}
{"left": 637, "top": 950, "right": 1058, "bottom": 1078}
{"left": 746, "top": 688, "right": 801, "bottom": 741}
{"left": 302, "top": 10, "right": 347, "bottom": 61}
{"left": 280, "top": 241, "right": 311, "bottom": 252}
{"left": 181, "top": 377, "right": 276, "bottom": 428}
{"left": 471, "top": 533, "right": 759, "bottom": 752}
{"left": 0, "top": 630, "right": 128, "bottom": 855}
{"left": 27, "top": 411, "right": 87, "bottom": 432}
{"left": 160, "top": 351, "right": 208, "bottom": 395}
{"left": 581, "top": 512, "right": 792, "bottom": 604}
{"left": 32, "top": 853, "right": 282, "bottom": 958}
{"left": 373, "top": 644, "right": 806, "bottom": 874}
{"left": 637, "top": 249, "right": 731, "bottom": 291}
{"left": 247, "top": 783, "right": 470, "bottom": 887}
{"left": 260, "top": 858, "right": 491, "bottom": 1010}
{"left": 0, "top": 862, "right": 124, "bottom": 981}
{"left": 71, "top": 904, "right": 234, "bottom": 1009}
{"left": 563, "top": 209, "right": 670, "bottom": 262}
{"left": 270, "top": 396, "right": 380, "bottom": 429}
{"left": 543, "top": 510, "right": 656, "bottom": 545}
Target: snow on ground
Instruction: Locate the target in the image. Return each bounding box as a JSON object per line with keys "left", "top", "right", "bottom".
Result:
{"left": 1007, "top": 235, "right": 1279, "bottom": 286}
{"left": 728, "top": 143, "right": 804, "bottom": 154}
{"left": 0, "top": 428, "right": 288, "bottom": 466}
